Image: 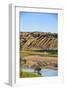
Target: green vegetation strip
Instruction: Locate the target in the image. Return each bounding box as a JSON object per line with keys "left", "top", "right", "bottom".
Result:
{"left": 20, "top": 71, "right": 41, "bottom": 78}
{"left": 20, "top": 50, "right": 58, "bottom": 57}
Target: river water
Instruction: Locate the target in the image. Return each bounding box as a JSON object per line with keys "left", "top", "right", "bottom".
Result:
{"left": 21, "top": 68, "right": 58, "bottom": 77}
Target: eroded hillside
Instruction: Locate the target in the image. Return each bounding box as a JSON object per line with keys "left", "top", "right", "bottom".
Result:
{"left": 20, "top": 32, "right": 58, "bottom": 50}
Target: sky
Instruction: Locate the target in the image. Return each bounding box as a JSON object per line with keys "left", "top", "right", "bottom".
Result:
{"left": 19, "top": 12, "right": 58, "bottom": 33}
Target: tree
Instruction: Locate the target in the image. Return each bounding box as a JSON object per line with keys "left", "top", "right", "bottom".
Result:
{"left": 34, "top": 63, "right": 41, "bottom": 75}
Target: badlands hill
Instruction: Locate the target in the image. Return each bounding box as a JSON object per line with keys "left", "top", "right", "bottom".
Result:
{"left": 20, "top": 32, "right": 58, "bottom": 50}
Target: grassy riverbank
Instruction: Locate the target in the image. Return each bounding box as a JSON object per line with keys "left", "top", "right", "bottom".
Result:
{"left": 20, "top": 71, "right": 41, "bottom": 78}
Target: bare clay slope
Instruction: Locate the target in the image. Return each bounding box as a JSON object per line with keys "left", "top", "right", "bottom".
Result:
{"left": 20, "top": 32, "right": 58, "bottom": 50}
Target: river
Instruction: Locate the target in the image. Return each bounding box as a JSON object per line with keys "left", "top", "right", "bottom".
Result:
{"left": 21, "top": 68, "right": 58, "bottom": 77}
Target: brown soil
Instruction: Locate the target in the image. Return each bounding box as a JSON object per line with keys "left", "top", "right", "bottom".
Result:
{"left": 21, "top": 56, "right": 58, "bottom": 70}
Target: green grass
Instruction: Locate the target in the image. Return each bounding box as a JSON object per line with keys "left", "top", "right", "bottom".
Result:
{"left": 20, "top": 71, "right": 41, "bottom": 78}
{"left": 20, "top": 49, "right": 58, "bottom": 58}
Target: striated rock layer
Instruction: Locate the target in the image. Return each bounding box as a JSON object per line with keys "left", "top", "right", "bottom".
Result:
{"left": 20, "top": 32, "right": 58, "bottom": 50}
